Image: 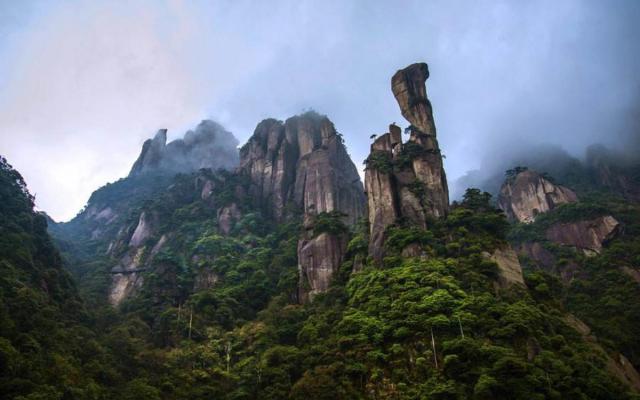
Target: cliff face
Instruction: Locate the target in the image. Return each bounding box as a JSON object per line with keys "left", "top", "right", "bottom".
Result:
{"left": 239, "top": 113, "right": 365, "bottom": 225}
{"left": 498, "top": 169, "right": 577, "bottom": 223}
{"left": 129, "top": 120, "right": 239, "bottom": 177}
{"left": 239, "top": 112, "right": 365, "bottom": 301}
{"left": 545, "top": 215, "right": 621, "bottom": 255}
{"left": 365, "top": 63, "right": 449, "bottom": 261}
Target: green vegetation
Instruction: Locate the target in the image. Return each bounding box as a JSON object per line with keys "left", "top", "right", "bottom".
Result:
{"left": 365, "top": 150, "right": 394, "bottom": 174}
{"left": 313, "top": 211, "right": 349, "bottom": 236}
{"left": 2, "top": 151, "right": 640, "bottom": 398}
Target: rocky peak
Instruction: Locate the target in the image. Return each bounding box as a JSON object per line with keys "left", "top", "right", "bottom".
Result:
{"left": 365, "top": 62, "right": 449, "bottom": 262}
{"left": 391, "top": 62, "right": 435, "bottom": 136}
{"left": 129, "top": 120, "right": 239, "bottom": 177}
{"left": 498, "top": 169, "right": 577, "bottom": 223}
{"left": 239, "top": 111, "right": 365, "bottom": 302}
{"left": 239, "top": 111, "right": 365, "bottom": 225}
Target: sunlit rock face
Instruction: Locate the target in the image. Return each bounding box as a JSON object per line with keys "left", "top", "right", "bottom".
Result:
{"left": 239, "top": 111, "right": 365, "bottom": 302}
{"left": 498, "top": 169, "right": 578, "bottom": 223}
{"left": 365, "top": 62, "right": 449, "bottom": 262}
{"left": 108, "top": 212, "right": 165, "bottom": 305}
{"left": 545, "top": 215, "right": 621, "bottom": 255}
{"left": 129, "top": 120, "right": 239, "bottom": 177}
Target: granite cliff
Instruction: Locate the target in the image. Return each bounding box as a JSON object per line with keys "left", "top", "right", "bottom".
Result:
{"left": 498, "top": 169, "right": 578, "bottom": 223}
{"left": 365, "top": 63, "right": 449, "bottom": 262}
{"left": 239, "top": 112, "right": 365, "bottom": 301}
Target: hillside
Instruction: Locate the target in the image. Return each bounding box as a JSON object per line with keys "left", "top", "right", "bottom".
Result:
{"left": 2, "top": 63, "right": 640, "bottom": 399}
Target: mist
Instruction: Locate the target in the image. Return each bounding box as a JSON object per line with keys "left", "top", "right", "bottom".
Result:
{"left": 129, "top": 120, "right": 239, "bottom": 177}
{"left": 0, "top": 0, "right": 639, "bottom": 220}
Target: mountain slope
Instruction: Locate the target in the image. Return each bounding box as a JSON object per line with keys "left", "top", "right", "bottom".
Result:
{"left": 5, "top": 62, "right": 637, "bottom": 398}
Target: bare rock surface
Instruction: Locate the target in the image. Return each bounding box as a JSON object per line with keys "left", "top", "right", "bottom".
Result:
{"left": 486, "top": 246, "right": 525, "bottom": 288}
{"left": 240, "top": 112, "right": 365, "bottom": 301}
{"left": 545, "top": 215, "right": 620, "bottom": 254}
{"left": 498, "top": 170, "right": 577, "bottom": 223}
{"left": 517, "top": 242, "right": 582, "bottom": 283}
{"left": 365, "top": 63, "right": 449, "bottom": 262}
{"left": 297, "top": 232, "right": 348, "bottom": 302}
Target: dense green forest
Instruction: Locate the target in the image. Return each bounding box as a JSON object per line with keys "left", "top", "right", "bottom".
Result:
{"left": 2, "top": 151, "right": 640, "bottom": 399}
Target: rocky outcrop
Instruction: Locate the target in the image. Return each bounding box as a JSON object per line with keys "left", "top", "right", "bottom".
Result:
{"left": 498, "top": 169, "right": 577, "bottom": 223}
{"left": 239, "top": 112, "right": 365, "bottom": 301}
{"left": 129, "top": 211, "right": 156, "bottom": 247}
{"left": 129, "top": 120, "right": 239, "bottom": 177}
{"left": 564, "top": 314, "right": 640, "bottom": 392}
{"left": 391, "top": 63, "right": 435, "bottom": 138}
{"left": 239, "top": 113, "right": 365, "bottom": 224}
{"left": 620, "top": 266, "right": 640, "bottom": 284}
{"left": 109, "top": 247, "right": 147, "bottom": 305}
{"left": 517, "top": 242, "right": 582, "bottom": 283}
{"left": 297, "top": 231, "right": 348, "bottom": 302}
{"left": 545, "top": 215, "right": 620, "bottom": 255}
{"left": 485, "top": 246, "right": 525, "bottom": 288}
{"left": 365, "top": 63, "right": 449, "bottom": 261}
{"left": 218, "top": 203, "right": 241, "bottom": 235}
{"left": 108, "top": 212, "right": 165, "bottom": 305}
{"left": 110, "top": 272, "right": 143, "bottom": 306}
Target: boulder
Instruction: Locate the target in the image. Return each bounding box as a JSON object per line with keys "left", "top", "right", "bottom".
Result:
{"left": 240, "top": 113, "right": 365, "bottom": 225}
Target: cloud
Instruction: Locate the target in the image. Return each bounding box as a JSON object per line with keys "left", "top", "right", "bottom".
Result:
{"left": 0, "top": 0, "right": 638, "bottom": 220}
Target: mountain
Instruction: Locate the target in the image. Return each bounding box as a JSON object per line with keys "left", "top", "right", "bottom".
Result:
{"left": 2, "top": 63, "right": 640, "bottom": 398}
{"left": 129, "top": 120, "right": 239, "bottom": 177}
{"left": 0, "top": 157, "right": 118, "bottom": 398}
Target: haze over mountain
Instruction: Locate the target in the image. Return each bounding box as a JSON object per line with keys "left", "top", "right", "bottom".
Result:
{"left": 1, "top": 0, "right": 639, "bottom": 220}
{"left": 2, "top": 58, "right": 639, "bottom": 398}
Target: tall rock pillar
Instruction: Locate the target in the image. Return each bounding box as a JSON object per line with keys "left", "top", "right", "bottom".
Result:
{"left": 365, "top": 63, "right": 449, "bottom": 262}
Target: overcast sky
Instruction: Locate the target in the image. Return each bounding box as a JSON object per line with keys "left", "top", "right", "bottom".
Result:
{"left": 1, "top": 0, "right": 639, "bottom": 221}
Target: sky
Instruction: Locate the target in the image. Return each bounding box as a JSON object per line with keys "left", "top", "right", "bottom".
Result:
{"left": 1, "top": 0, "right": 639, "bottom": 221}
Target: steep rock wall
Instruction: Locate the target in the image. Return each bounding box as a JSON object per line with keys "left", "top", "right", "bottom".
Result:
{"left": 545, "top": 215, "right": 621, "bottom": 255}
{"left": 365, "top": 63, "right": 449, "bottom": 262}
{"left": 239, "top": 112, "right": 365, "bottom": 301}
{"left": 498, "top": 169, "right": 577, "bottom": 223}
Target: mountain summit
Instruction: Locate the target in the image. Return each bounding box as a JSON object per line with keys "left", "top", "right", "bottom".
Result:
{"left": 129, "top": 119, "right": 239, "bottom": 176}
